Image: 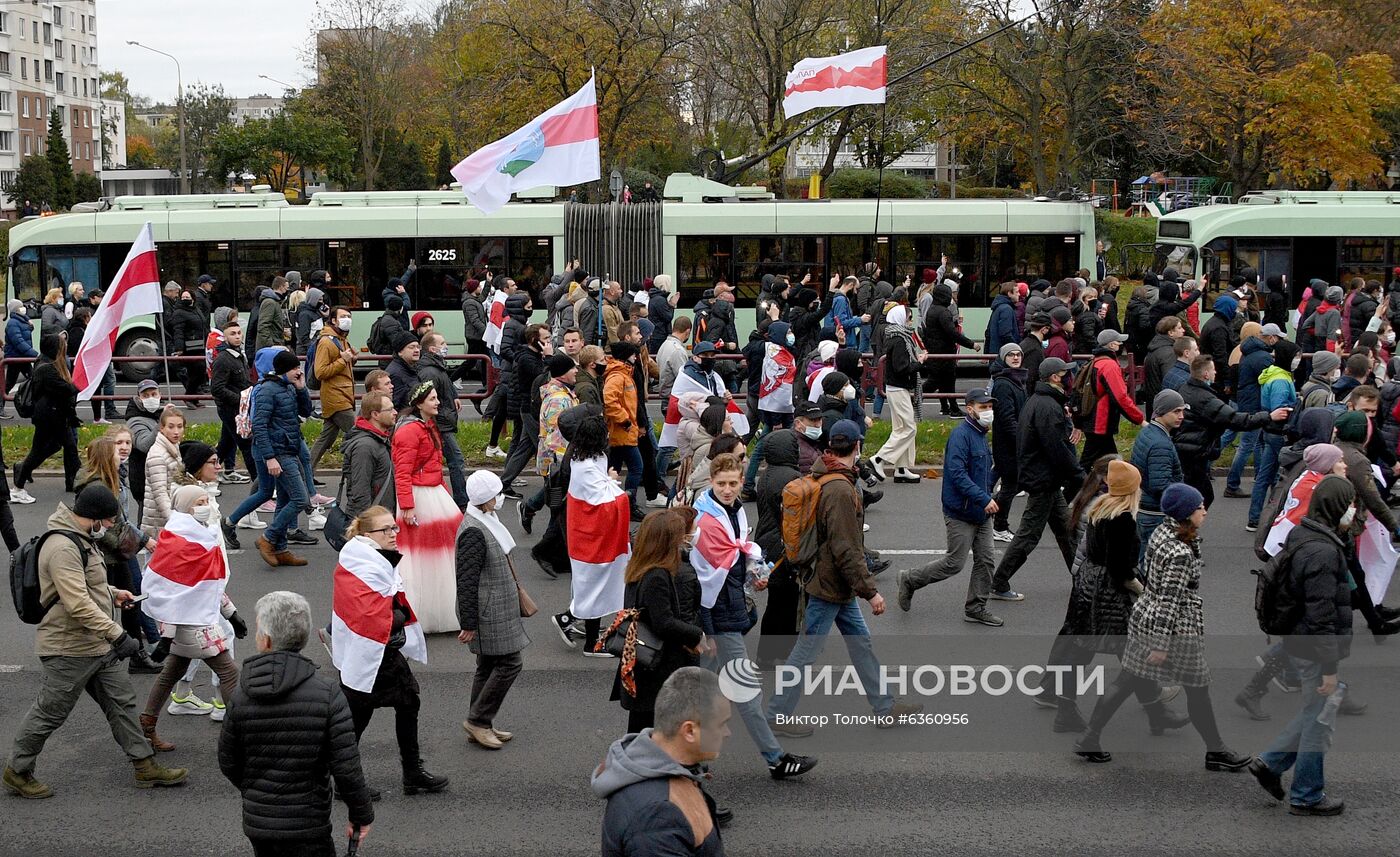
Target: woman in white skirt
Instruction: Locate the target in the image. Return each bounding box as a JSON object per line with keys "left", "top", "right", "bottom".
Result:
{"left": 393, "top": 381, "right": 465, "bottom": 633}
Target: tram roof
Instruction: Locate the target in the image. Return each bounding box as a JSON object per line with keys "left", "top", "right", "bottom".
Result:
{"left": 1158, "top": 191, "right": 1400, "bottom": 242}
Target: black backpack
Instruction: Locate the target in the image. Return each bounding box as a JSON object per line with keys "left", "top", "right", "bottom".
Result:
{"left": 1252, "top": 542, "right": 1303, "bottom": 636}
{"left": 11, "top": 374, "right": 35, "bottom": 418}
{"left": 10, "top": 530, "right": 89, "bottom": 625}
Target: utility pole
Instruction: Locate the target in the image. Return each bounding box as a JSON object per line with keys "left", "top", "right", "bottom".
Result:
{"left": 127, "top": 40, "right": 187, "bottom": 194}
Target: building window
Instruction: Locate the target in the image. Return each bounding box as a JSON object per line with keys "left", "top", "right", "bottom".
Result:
{"left": 53, "top": 38, "right": 61, "bottom": 59}
{"left": 55, "top": 71, "right": 63, "bottom": 91}
{"left": 23, "top": 135, "right": 29, "bottom": 155}
{"left": 0, "top": 12, "right": 7, "bottom": 33}
{"left": 0, "top": 171, "right": 15, "bottom": 192}
{"left": 44, "top": 60, "right": 52, "bottom": 82}
{"left": 70, "top": 106, "right": 77, "bottom": 127}
{"left": 32, "top": 21, "right": 37, "bottom": 41}
{"left": 79, "top": 12, "right": 84, "bottom": 32}
{"left": 0, "top": 92, "right": 10, "bottom": 114}
{"left": 20, "top": 96, "right": 26, "bottom": 117}
{"left": 88, "top": 15, "right": 94, "bottom": 34}
{"left": 0, "top": 132, "right": 12, "bottom": 152}
{"left": 81, "top": 77, "right": 86, "bottom": 96}
{"left": 51, "top": 6, "right": 60, "bottom": 26}
{"left": 17, "top": 16, "right": 23, "bottom": 40}
{"left": 70, "top": 43, "right": 75, "bottom": 63}
{"left": 42, "top": 22, "right": 50, "bottom": 44}
{"left": 0, "top": 52, "right": 9, "bottom": 75}
{"left": 19, "top": 59, "right": 25, "bottom": 80}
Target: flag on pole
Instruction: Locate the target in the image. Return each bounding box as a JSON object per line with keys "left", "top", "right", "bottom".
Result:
{"left": 73, "top": 222, "right": 162, "bottom": 400}
{"left": 142, "top": 511, "right": 228, "bottom": 627}
{"left": 330, "top": 537, "right": 427, "bottom": 694}
{"left": 451, "top": 76, "right": 601, "bottom": 215}
{"left": 783, "top": 46, "right": 888, "bottom": 119}
{"left": 657, "top": 369, "right": 749, "bottom": 448}
{"left": 484, "top": 288, "right": 509, "bottom": 353}
{"left": 565, "top": 456, "right": 631, "bottom": 619}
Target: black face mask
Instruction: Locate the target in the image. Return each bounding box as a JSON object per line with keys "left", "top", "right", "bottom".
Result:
{"left": 181, "top": 299, "right": 194, "bottom": 307}
{"left": 699, "top": 358, "right": 716, "bottom": 374}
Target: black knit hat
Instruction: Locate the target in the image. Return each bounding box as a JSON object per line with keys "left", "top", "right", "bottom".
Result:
{"left": 73, "top": 483, "right": 121, "bottom": 520}
{"left": 272, "top": 350, "right": 299, "bottom": 374}
{"left": 548, "top": 354, "right": 577, "bottom": 378}
{"left": 180, "top": 441, "right": 217, "bottom": 475}
{"left": 610, "top": 341, "right": 638, "bottom": 362}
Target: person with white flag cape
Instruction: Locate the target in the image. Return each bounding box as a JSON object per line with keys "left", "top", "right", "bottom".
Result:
{"left": 139, "top": 485, "right": 243, "bottom": 753}
{"left": 330, "top": 504, "right": 449, "bottom": 797}
{"left": 455, "top": 471, "right": 531, "bottom": 751}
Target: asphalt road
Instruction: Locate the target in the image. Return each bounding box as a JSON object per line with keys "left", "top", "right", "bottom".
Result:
{"left": 1, "top": 469, "right": 1397, "bottom": 857}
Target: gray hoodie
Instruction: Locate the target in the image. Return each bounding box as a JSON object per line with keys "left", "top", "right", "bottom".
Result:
{"left": 591, "top": 730, "right": 721, "bottom": 857}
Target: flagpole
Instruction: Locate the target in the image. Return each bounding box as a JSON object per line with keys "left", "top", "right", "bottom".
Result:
{"left": 872, "top": 0, "right": 887, "bottom": 268}
{"left": 156, "top": 304, "right": 174, "bottom": 401}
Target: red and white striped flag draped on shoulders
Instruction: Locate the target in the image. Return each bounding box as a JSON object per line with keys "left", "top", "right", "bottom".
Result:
{"left": 142, "top": 511, "right": 228, "bottom": 627}
{"left": 565, "top": 455, "right": 631, "bottom": 620}
{"left": 658, "top": 367, "right": 749, "bottom": 448}
{"left": 782, "top": 45, "right": 888, "bottom": 119}
{"left": 331, "top": 536, "right": 427, "bottom": 694}
{"left": 73, "top": 221, "right": 162, "bottom": 400}
{"left": 758, "top": 343, "right": 797, "bottom": 413}
{"left": 484, "top": 288, "right": 509, "bottom": 354}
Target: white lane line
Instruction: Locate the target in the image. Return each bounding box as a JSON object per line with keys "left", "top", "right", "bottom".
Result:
{"left": 0, "top": 665, "right": 22, "bottom": 673}
{"left": 871, "top": 549, "right": 949, "bottom": 555}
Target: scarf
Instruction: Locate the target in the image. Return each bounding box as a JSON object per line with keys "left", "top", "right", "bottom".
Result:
{"left": 465, "top": 501, "right": 516, "bottom": 554}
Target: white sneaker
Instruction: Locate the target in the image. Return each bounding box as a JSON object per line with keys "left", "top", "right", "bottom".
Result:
{"left": 863, "top": 523, "right": 871, "bottom": 532}
{"left": 168, "top": 692, "right": 213, "bottom": 716}
{"left": 9, "top": 488, "right": 36, "bottom": 505}
{"left": 237, "top": 511, "right": 268, "bottom": 530}
{"left": 453, "top": 380, "right": 466, "bottom": 392}
{"left": 209, "top": 699, "right": 227, "bottom": 723}
{"left": 221, "top": 470, "right": 252, "bottom": 484}
{"left": 992, "top": 529, "right": 1015, "bottom": 543}
{"left": 308, "top": 510, "right": 327, "bottom": 531}
{"left": 485, "top": 445, "right": 508, "bottom": 460}
{"left": 645, "top": 494, "right": 669, "bottom": 508}
{"left": 257, "top": 500, "right": 276, "bottom": 514}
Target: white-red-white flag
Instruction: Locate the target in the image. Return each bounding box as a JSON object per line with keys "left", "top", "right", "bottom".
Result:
{"left": 783, "top": 46, "right": 888, "bottom": 119}
{"left": 484, "top": 289, "right": 509, "bottom": 354}
{"left": 330, "top": 537, "right": 427, "bottom": 694}
{"left": 74, "top": 222, "right": 162, "bottom": 401}
{"left": 142, "top": 511, "right": 228, "bottom": 626}
{"left": 690, "top": 489, "right": 762, "bottom": 609}
{"left": 758, "top": 343, "right": 797, "bottom": 413}
{"left": 565, "top": 456, "right": 631, "bottom": 619}
{"left": 658, "top": 368, "right": 749, "bottom": 448}
{"left": 451, "top": 76, "right": 600, "bottom": 215}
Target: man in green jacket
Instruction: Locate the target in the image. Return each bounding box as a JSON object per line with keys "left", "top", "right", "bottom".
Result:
{"left": 254, "top": 275, "right": 291, "bottom": 352}
{"left": 4, "top": 485, "right": 188, "bottom": 799}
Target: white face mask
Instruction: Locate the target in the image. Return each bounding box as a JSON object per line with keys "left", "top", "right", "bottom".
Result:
{"left": 492, "top": 494, "right": 504, "bottom": 513}
{"left": 90, "top": 523, "right": 107, "bottom": 539}
{"left": 977, "top": 409, "right": 995, "bottom": 427}
{"left": 842, "top": 385, "right": 857, "bottom": 401}
{"left": 803, "top": 425, "right": 823, "bottom": 440}
{"left": 16, "top": 306, "right": 25, "bottom": 317}
{"left": 337, "top": 317, "right": 352, "bottom": 332}
{"left": 1386, "top": 332, "right": 1395, "bottom": 346}
{"left": 139, "top": 396, "right": 162, "bottom": 413}
{"left": 1330, "top": 370, "right": 1342, "bottom": 382}
{"left": 436, "top": 346, "right": 450, "bottom": 358}
{"left": 191, "top": 505, "right": 215, "bottom": 524}
{"left": 1339, "top": 506, "right": 1356, "bottom": 528}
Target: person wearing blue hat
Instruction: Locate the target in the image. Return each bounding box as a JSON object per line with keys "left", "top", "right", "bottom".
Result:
{"left": 896, "top": 388, "right": 1004, "bottom": 626}
{"left": 1076, "top": 481, "right": 1251, "bottom": 772}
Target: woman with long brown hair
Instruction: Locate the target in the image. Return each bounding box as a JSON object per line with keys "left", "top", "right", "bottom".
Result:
{"left": 610, "top": 507, "right": 709, "bottom": 733}
{"left": 15, "top": 331, "right": 81, "bottom": 493}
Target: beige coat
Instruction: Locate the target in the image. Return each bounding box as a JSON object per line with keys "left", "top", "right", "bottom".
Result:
{"left": 35, "top": 504, "right": 124, "bottom": 657}
{"left": 141, "top": 433, "right": 184, "bottom": 532}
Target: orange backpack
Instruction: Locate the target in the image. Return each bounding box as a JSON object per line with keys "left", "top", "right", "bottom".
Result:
{"left": 780, "top": 472, "right": 846, "bottom": 577}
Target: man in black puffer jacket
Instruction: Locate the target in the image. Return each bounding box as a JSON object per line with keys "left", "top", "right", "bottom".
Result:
{"left": 1175, "top": 356, "right": 1290, "bottom": 506}
{"left": 1249, "top": 475, "right": 1354, "bottom": 817}
{"left": 220, "top": 591, "right": 374, "bottom": 854}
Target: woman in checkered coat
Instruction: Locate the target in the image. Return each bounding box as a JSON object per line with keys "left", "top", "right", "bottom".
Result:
{"left": 1073, "top": 483, "right": 1251, "bottom": 771}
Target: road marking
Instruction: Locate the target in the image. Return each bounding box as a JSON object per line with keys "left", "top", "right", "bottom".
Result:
{"left": 871, "top": 549, "right": 949, "bottom": 555}
{"left": 0, "top": 665, "right": 22, "bottom": 673}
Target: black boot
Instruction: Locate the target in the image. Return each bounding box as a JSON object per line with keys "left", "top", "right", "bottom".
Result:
{"left": 1145, "top": 700, "right": 1192, "bottom": 736}
{"left": 1073, "top": 730, "right": 1111, "bottom": 763}
{"left": 1205, "top": 749, "right": 1252, "bottom": 772}
{"left": 127, "top": 649, "right": 163, "bottom": 675}
{"left": 402, "top": 760, "right": 450, "bottom": 795}
{"left": 1234, "top": 659, "right": 1278, "bottom": 721}
{"left": 1052, "top": 697, "right": 1087, "bottom": 733}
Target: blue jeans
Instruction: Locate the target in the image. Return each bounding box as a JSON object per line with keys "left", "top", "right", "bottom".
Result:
{"left": 100, "top": 364, "right": 118, "bottom": 417}
{"left": 609, "top": 444, "right": 643, "bottom": 497}
{"left": 1249, "top": 433, "right": 1286, "bottom": 526}
{"left": 441, "top": 430, "right": 470, "bottom": 508}
{"left": 1226, "top": 428, "right": 1260, "bottom": 492}
{"left": 767, "top": 595, "right": 894, "bottom": 719}
{"left": 229, "top": 454, "right": 307, "bottom": 550}
{"left": 1136, "top": 511, "right": 1164, "bottom": 566}
{"left": 655, "top": 446, "right": 676, "bottom": 499}
{"left": 1259, "top": 658, "right": 1331, "bottom": 807}
{"left": 759, "top": 410, "right": 793, "bottom": 433}
{"left": 706, "top": 632, "right": 782, "bottom": 764}
{"left": 743, "top": 433, "right": 769, "bottom": 493}
{"left": 128, "top": 557, "right": 159, "bottom": 642}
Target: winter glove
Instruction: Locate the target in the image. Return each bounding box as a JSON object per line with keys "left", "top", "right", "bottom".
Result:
{"left": 229, "top": 612, "right": 248, "bottom": 639}
{"left": 111, "top": 633, "right": 142, "bottom": 661}
{"left": 150, "top": 637, "right": 172, "bottom": 663}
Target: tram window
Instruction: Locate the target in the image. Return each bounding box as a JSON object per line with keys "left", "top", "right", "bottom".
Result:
{"left": 1232, "top": 239, "right": 1289, "bottom": 289}
{"left": 10, "top": 246, "right": 41, "bottom": 304}
{"left": 45, "top": 244, "right": 98, "bottom": 297}
{"left": 325, "top": 241, "right": 364, "bottom": 308}
{"left": 237, "top": 242, "right": 279, "bottom": 266}
{"left": 286, "top": 242, "right": 321, "bottom": 278}
{"left": 730, "top": 237, "right": 764, "bottom": 302}
{"left": 1341, "top": 238, "right": 1386, "bottom": 284}
{"left": 509, "top": 237, "right": 551, "bottom": 297}
{"left": 751, "top": 236, "right": 823, "bottom": 289}
{"left": 677, "top": 236, "right": 729, "bottom": 304}
{"left": 830, "top": 235, "right": 881, "bottom": 279}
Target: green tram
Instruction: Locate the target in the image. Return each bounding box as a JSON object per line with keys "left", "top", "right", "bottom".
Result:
{"left": 8, "top": 178, "right": 1095, "bottom": 378}
{"left": 1153, "top": 191, "right": 1400, "bottom": 302}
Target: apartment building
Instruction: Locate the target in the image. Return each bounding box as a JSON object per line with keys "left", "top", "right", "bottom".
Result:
{"left": 0, "top": 0, "right": 101, "bottom": 217}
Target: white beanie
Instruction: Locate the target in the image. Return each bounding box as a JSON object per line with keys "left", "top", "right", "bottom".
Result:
{"left": 466, "top": 470, "right": 502, "bottom": 507}
{"left": 818, "top": 340, "right": 839, "bottom": 363}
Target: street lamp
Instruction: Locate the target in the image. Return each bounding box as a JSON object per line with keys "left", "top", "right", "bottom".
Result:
{"left": 127, "top": 40, "right": 187, "bottom": 195}
{"left": 257, "top": 74, "right": 297, "bottom": 93}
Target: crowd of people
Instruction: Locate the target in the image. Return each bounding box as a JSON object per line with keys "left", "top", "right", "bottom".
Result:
{"left": 3, "top": 260, "right": 1397, "bottom": 853}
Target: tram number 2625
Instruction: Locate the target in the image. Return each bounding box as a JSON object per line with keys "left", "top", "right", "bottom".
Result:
{"left": 427, "top": 249, "right": 458, "bottom": 262}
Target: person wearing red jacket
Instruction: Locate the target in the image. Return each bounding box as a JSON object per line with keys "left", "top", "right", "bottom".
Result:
{"left": 1079, "top": 329, "right": 1145, "bottom": 468}
{"left": 392, "top": 381, "right": 464, "bottom": 634}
